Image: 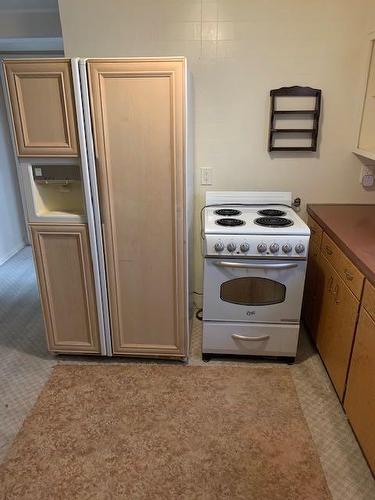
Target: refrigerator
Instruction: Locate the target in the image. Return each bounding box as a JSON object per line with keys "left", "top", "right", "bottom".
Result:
{"left": 2, "top": 57, "right": 193, "bottom": 359}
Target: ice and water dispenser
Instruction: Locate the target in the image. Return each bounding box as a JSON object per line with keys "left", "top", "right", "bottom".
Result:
{"left": 21, "top": 164, "right": 86, "bottom": 222}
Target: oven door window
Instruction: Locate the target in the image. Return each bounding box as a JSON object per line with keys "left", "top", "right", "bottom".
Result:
{"left": 220, "top": 277, "right": 286, "bottom": 306}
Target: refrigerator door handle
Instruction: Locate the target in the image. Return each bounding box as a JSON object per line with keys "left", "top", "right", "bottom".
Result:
{"left": 71, "top": 58, "right": 112, "bottom": 356}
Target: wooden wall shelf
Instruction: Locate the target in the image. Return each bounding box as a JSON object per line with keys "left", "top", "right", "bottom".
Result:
{"left": 268, "top": 86, "right": 322, "bottom": 152}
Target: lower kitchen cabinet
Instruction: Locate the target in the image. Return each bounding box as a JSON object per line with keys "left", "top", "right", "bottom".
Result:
{"left": 315, "top": 255, "right": 360, "bottom": 400}
{"left": 344, "top": 308, "right": 375, "bottom": 474}
{"left": 30, "top": 224, "right": 101, "bottom": 354}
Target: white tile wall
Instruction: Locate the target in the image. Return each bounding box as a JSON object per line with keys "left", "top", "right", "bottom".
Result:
{"left": 58, "top": 0, "right": 375, "bottom": 293}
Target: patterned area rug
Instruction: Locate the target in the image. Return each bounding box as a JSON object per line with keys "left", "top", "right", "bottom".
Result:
{"left": 0, "top": 365, "right": 331, "bottom": 499}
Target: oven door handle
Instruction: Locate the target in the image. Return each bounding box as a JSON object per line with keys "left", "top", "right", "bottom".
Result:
{"left": 214, "top": 261, "right": 298, "bottom": 270}
{"left": 232, "top": 334, "right": 270, "bottom": 341}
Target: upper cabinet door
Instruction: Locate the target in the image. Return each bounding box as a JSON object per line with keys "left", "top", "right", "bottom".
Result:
{"left": 3, "top": 59, "right": 79, "bottom": 157}
{"left": 87, "top": 58, "right": 187, "bottom": 358}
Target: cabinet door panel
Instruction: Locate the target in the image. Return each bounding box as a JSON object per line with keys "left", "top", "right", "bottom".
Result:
{"left": 3, "top": 59, "right": 79, "bottom": 156}
{"left": 87, "top": 59, "right": 186, "bottom": 357}
{"left": 344, "top": 308, "right": 375, "bottom": 474}
{"left": 31, "top": 224, "right": 100, "bottom": 353}
{"left": 316, "top": 256, "right": 359, "bottom": 400}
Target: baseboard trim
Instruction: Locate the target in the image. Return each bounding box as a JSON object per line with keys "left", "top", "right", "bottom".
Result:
{"left": 0, "top": 242, "right": 26, "bottom": 267}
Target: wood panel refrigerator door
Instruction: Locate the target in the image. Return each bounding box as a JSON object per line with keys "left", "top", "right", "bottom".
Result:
{"left": 30, "top": 224, "right": 101, "bottom": 354}
{"left": 3, "top": 59, "right": 79, "bottom": 156}
{"left": 87, "top": 59, "right": 186, "bottom": 357}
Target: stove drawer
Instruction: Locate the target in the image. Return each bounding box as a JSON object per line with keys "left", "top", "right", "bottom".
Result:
{"left": 202, "top": 322, "right": 299, "bottom": 357}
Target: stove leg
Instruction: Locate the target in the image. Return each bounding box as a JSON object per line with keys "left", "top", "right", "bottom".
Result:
{"left": 202, "top": 353, "right": 211, "bottom": 362}
{"left": 286, "top": 356, "right": 296, "bottom": 365}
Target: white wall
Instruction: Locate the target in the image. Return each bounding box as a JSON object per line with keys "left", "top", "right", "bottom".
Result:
{"left": 0, "top": 1, "right": 61, "bottom": 38}
{"left": 58, "top": 0, "right": 375, "bottom": 292}
{"left": 0, "top": 2, "right": 62, "bottom": 265}
{"left": 0, "top": 84, "right": 25, "bottom": 265}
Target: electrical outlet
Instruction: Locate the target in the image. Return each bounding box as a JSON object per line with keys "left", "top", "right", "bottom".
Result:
{"left": 360, "top": 165, "right": 374, "bottom": 187}
{"left": 200, "top": 167, "right": 213, "bottom": 185}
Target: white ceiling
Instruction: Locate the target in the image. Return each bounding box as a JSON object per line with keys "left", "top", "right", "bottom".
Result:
{"left": 0, "top": 0, "right": 58, "bottom": 11}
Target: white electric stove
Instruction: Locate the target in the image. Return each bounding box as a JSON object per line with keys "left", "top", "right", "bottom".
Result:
{"left": 202, "top": 191, "right": 310, "bottom": 362}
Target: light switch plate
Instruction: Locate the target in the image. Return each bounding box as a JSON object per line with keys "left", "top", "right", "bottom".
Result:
{"left": 200, "top": 167, "right": 213, "bottom": 185}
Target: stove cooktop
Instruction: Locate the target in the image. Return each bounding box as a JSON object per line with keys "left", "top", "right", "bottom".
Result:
{"left": 215, "top": 218, "right": 245, "bottom": 227}
{"left": 205, "top": 205, "right": 309, "bottom": 236}
{"left": 254, "top": 216, "right": 294, "bottom": 228}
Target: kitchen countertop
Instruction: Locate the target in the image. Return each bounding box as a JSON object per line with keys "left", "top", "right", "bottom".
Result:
{"left": 307, "top": 204, "right": 375, "bottom": 285}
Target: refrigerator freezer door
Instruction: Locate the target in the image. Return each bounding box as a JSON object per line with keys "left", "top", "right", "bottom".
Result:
{"left": 86, "top": 58, "right": 187, "bottom": 357}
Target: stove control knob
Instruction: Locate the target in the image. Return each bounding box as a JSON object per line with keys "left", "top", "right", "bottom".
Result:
{"left": 214, "top": 241, "right": 224, "bottom": 252}
{"left": 295, "top": 243, "right": 305, "bottom": 254}
{"left": 269, "top": 243, "right": 279, "bottom": 254}
{"left": 257, "top": 243, "right": 267, "bottom": 253}
{"left": 240, "top": 242, "right": 250, "bottom": 253}
{"left": 227, "top": 242, "right": 237, "bottom": 252}
{"left": 282, "top": 243, "right": 292, "bottom": 254}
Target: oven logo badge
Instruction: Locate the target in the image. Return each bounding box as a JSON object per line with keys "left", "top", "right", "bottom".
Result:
{"left": 246, "top": 310, "right": 256, "bottom": 316}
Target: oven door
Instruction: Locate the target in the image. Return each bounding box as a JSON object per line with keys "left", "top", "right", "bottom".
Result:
{"left": 203, "top": 258, "right": 306, "bottom": 323}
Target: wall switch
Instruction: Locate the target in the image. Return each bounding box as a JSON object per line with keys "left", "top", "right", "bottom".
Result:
{"left": 200, "top": 167, "right": 213, "bottom": 185}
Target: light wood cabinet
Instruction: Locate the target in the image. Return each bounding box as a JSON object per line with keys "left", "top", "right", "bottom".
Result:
{"left": 3, "top": 59, "right": 79, "bottom": 157}
{"left": 87, "top": 58, "right": 187, "bottom": 357}
{"left": 321, "top": 232, "right": 364, "bottom": 299}
{"left": 304, "top": 213, "right": 374, "bottom": 469}
{"left": 344, "top": 307, "right": 375, "bottom": 474}
{"left": 30, "top": 224, "right": 101, "bottom": 354}
{"left": 315, "top": 256, "right": 360, "bottom": 400}
{"left": 362, "top": 279, "right": 375, "bottom": 317}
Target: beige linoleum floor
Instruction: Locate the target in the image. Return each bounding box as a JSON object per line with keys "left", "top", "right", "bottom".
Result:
{"left": 1, "top": 247, "right": 374, "bottom": 499}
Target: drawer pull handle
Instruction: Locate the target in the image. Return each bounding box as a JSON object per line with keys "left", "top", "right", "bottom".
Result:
{"left": 325, "top": 245, "right": 333, "bottom": 255}
{"left": 328, "top": 276, "right": 333, "bottom": 293}
{"left": 232, "top": 334, "right": 270, "bottom": 341}
{"left": 332, "top": 283, "right": 340, "bottom": 304}
{"left": 344, "top": 269, "right": 354, "bottom": 281}
{"left": 214, "top": 261, "right": 298, "bottom": 270}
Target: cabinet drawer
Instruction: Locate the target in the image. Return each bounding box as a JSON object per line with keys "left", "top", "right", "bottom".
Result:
{"left": 307, "top": 215, "right": 323, "bottom": 254}
{"left": 344, "top": 308, "right": 375, "bottom": 474}
{"left": 203, "top": 322, "right": 299, "bottom": 357}
{"left": 363, "top": 280, "right": 375, "bottom": 320}
{"left": 321, "top": 233, "right": 364, "bottom": 299}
